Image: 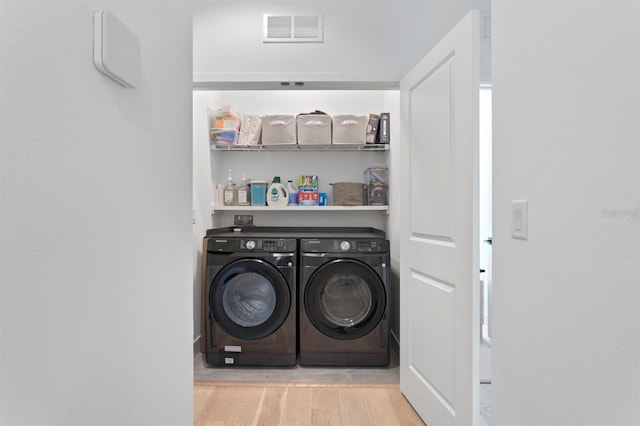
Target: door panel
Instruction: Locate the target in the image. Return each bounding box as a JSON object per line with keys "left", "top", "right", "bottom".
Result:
{"left": 400, "top": 10, "right": 480, "bottom": 426}
{"left": 408, "top": 271, "right": 456, "bottom": 410}
{"left": 410, "top": 59, "right": 454, "bottom": 240}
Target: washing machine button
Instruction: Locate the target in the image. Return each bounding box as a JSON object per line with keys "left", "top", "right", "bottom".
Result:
{"left": 339, "top": 241, "right": 351, "bottom": 252}
{"left": 245, "top": 240, "right": 256, "bottom": 250}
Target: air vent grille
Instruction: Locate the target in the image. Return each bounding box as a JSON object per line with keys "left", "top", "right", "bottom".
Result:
{"left": 482, "top": 15, "right": 491, "bottom": 39}
{"left": 294, "top": 16, "right": 320, "bottom": 38}
{"left": 267, "top": 16, "right": 292, "bottom": 39}
{"left": 264, "top": 14, "right": 323, "bottom": 43}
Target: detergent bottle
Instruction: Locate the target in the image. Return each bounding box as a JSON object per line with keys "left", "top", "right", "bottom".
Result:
{"left": 267, "top": 176, "right": 289, "bottom": 207}
{"left": 287, "top": 179, "right": 299, "bottom": 205}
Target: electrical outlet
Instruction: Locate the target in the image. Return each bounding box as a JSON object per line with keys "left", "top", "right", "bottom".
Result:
{"left": 234, "top": 214, "right": 254, "bottom": 226}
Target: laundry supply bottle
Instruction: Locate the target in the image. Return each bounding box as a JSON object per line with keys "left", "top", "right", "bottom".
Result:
{"left": 287, "top": 179, "right": 298, "bottom": 206}
{"left": 237, "top": 173, "right": 250, "bottom": 206}
{"left": 223, "top": 169, "right": 237, "bottom": 206}
{"left": 267, "top": 176, "right": 289, "bottom": 207}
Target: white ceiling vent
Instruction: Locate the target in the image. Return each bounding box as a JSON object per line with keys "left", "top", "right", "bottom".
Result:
{"left": 263, "top": 15, "right": 323, "bottom": 43}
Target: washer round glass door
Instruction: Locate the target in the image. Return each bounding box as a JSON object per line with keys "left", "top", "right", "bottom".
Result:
{"left": 210, "top": 258, "right": 291, "bottom": 340}
{"left": 305, "top": 258, "right": 386, "bottom": 340}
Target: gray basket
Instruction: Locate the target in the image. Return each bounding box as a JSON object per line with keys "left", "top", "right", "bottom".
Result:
{"left": 331, "top": 182, "right": 366, "bottom": 206}
{"left": 262, "top": 115, "right": 296, "bottom": 145}
{"left": 332, "top": 115, "right": 367, "bottom": 145}
{"left": 297, "top": 115, "right": 332, "bottom": 145}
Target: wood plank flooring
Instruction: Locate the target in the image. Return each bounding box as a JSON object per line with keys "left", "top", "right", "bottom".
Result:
{"left": 194, "top": 380, "right": 424, "bottom": 426}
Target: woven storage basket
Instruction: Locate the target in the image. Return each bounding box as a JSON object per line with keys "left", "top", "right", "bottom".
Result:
{"left": 331, "top": 182, "right": 366, "bottom": 206}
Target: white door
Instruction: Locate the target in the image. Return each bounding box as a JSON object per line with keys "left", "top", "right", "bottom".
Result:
{"left": 400, "top": 10, "right": 480, "bottom": 426}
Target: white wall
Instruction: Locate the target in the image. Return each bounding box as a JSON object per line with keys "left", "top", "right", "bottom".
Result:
{"left": 0, "top": 1, "right": 193, "bottom": 425}
{"left": 193, "top": 0, "right": 489, "bottom": 86}
{"left": 492, "top": 1, "right": 640, "bottom": 425}
{"left": 194, "top": 0, "right": 427, "bottom": 85}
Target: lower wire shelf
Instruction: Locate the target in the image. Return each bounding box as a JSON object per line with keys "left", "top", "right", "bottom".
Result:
{"left": 211, "top": 205, "right": 389, "bottom": 214}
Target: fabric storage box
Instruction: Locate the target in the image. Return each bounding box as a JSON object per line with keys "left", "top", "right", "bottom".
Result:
{"left": 297, "top": 114, "right": 332, "bottom": 145}
{"left": 261, "top": 115, "right": 297, "bottom": 145}
{"left": 331, "top": 182, "right": 366, "bottom": 206}
{"left": 332, "top": 115, "right": 367, "bottom": 145}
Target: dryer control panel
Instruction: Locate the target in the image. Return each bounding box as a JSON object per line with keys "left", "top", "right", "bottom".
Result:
{"left": 300, "top": 238, "right": 389, "bottom": 253}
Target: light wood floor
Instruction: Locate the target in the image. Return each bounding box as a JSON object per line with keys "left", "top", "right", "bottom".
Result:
{"left": 194, "top": 380, "right": 424, "bottom": 426}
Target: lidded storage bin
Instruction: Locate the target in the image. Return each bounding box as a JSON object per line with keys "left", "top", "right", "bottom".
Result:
{"left": 261, "top": 115, "right": 297, "bottom": 145}
{"left": 364, "top": 167, "right": 388, "bottom": 206}
{"left": 332, "top": 115, "right": 367, "bottom": 145}
{"left": 250, "top": 181, "right": 267, "bottom": 206}
{"left": 208, "top": 106, "right": 241, "bottom": 145}
{"left": 297, "top": 114, "right": 332, "bottom": 145}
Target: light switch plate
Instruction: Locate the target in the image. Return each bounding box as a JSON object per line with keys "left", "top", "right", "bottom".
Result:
{"left": 512, "top": 200, "right": 528, "bottom": 240}
{"left": 93, "top": 10, "right": 140, "bottom": 88}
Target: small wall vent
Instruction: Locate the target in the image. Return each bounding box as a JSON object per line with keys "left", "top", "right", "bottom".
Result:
{"left": 263, "top": 15, "right": 323, "bottom": 43}
{"left": 481, "top": 14, "right": 491, "bottom": 39}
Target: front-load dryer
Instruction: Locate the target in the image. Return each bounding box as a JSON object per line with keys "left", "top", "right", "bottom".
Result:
{"left": 203, "top": 236, "right": 297, "bottom": 367}
{"left": 299, "top": 237, "right": 390, "bottom": 367}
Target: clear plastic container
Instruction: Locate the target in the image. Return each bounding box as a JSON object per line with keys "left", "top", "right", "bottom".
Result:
{"left": 250, "top": 181, "right": 267, "bottom": 206}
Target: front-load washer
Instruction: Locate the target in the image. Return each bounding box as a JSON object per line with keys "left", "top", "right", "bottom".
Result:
{"left": 203, "top": 236, "right": 297, "bottom": 367}
{"left": 299, "top": 237, "right": 390, "bottom": 366}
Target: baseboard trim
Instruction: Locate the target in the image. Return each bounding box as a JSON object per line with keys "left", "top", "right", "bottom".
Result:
{"left": 194, "top": 380, "right": 400, "bottom": 389}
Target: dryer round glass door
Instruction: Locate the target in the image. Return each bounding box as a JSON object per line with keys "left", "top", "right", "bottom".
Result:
{"left": 305, "top": 258, "right": 386, "bottom": 340}
{"left": 210, "top": 258, "right": 291, "bottom": 340}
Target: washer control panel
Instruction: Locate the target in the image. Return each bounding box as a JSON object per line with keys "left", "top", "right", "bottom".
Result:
{"left": 208, "top": 238, "right": 296, "bottom": 253}
{"left": 257, "top": 239, "right": 295, "bottom": 252}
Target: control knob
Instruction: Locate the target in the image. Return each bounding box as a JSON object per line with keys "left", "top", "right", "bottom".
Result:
{"left": 339, "top": 241, "right": 351, "bottom": 252}
{"left": 245, "top": 240, "right": 256, "bottom": 250}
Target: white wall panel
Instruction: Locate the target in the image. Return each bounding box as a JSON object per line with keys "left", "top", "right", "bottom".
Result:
{"left": 0, "top": 2, "right": 193, "bottom": 425}
{"left": 193, "top": 0, "right": 489, "bottom": 85}
{"left": 492, "top": 1, "right": 640, "bottom": 424}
